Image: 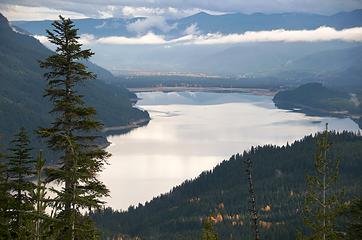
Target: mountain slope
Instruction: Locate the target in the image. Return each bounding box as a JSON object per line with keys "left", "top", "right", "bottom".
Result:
{"left": 171, "top": 10, "right": 362, "bottom": 35}
{"left": 91, "top": 132, "right": 362, "bottom": 239}
{"left": 0, "top": 13, "right": 149, "bottom": 142}
{"left": 284, "top": 45, "right": 362, "bottom": 74}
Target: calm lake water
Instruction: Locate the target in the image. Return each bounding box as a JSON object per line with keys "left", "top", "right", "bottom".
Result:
{"left": 101, "top": 92, "right": 360, "bottom": 210}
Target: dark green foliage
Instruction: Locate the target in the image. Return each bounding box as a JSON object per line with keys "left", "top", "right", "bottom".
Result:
{"left": 0, "top": 13, "right": 149, "bottom": 145}
{"left": 340, "top": 198, "right": 362, "bottom": 240}
{"left": 31, "top": 151, "right": 49, "bottom": 240}
{"left": 201, "top": 218, "right": 218, "bottom": 240}
{"left": 7, "top": 128, "right": 36, "bottom": 239}
{"left": 91, "top": 131, "right": 362, "bottom": 239}
{"left": 245, "top": 158, "right": 260, "bottom": 240}
{"left": 38, "top": 15, "right": 109, "bottom": 239}
{"left": 0, "top": 139, "right": 11, "bottom": 238}
{"left": 300, "top": 124, "right": 344, "bottom": 239}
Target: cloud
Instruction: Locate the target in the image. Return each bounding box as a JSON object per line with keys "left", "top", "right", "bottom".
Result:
{"left": 95, "top": 21, "right": 107, "bottom": 29}
{"left": 0, "top": 4, "right": 87, "bottom": 20}
{"left": 127, "top": 16, "right": 177, "bottom": 34}
{"left": 183, "top": 23, "right": 201, "bottom": 35}
{"left": 120, "top": 6, "right": 226, "bottom": 19}
{"left": 186, "top": 26, "right": 362, "bottom": 45}
{"left": 1, "top": 0, "right": 362, "bottom": 21}
{"left": 34, "top": 27, "right": 362, "bottom": 47}
{"left": 96, "top": 32, "right": 166, "bottom": 44}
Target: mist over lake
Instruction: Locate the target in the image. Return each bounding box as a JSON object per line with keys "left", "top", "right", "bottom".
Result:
{"left": 101, "top": 91, "right": 360, "bottom": 210}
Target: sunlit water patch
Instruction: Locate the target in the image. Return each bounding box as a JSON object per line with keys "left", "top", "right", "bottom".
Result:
{"left": 101, "top": 92, "right": 360, "bottom": 210}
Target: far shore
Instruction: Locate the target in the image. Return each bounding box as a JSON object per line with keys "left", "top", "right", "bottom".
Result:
{"left": 127, "top": 86, "right": 277, "bottom": 96}
{"left": 102, "top": 118, "right": 150, "bottom": 133}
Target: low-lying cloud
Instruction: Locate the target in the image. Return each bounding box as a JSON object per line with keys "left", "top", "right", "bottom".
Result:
{"left": 187, "top": 27, "right": 362, "bottom": 44}
{"left": 127, "top": 16, "right": 177, "bottom": 34}
{"left": 35, "top": 26, "right": 362, "bottom": 47}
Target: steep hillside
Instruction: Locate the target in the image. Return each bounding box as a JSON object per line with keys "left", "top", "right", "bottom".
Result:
{"left": 91, "top": 132, "right": 362, "bottom": 240}
{"left": 0, "top": 13, "right": 149, "bottom": 142}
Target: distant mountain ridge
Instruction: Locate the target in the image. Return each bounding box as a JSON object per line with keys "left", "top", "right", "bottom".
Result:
{"left": 11, "top": 9, "right": 362, "bottom": 38}
{"left": 0, "top": 13, "right": 149, "bottom": 143}
{"left": 9, "top": 10, "right": 362, "bottom": 78}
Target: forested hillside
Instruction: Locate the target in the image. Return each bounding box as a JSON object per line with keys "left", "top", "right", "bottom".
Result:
{"left": 273, "top": 83, "right": 362, "bottom": 128}
{"left": 0, "top": 13, "right": 149, "bottom": 143}
{"left": 91, "top": 131, "right": 362, "bottom": 239}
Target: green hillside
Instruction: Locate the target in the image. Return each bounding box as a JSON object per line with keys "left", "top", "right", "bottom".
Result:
{"left": 91, "top": 131, "right": 362, "bottom": 239}
{"left": 0, "top": 13, "right": 149, "bottom": 143}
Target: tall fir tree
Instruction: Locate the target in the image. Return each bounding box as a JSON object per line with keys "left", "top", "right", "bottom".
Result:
{"left": 245, "top": 158, "right": 260, "bottom": 240}
{"left": 300, "top": 123, "right": 344, "bottom": 240}
{"left": 30, "top": 151, "right": 48, "bottom": 240}
{"left": 7, "top": 127, "right": 36, "bottom": 239}
{"left": 38, "top": 15, "right": 110, "bottom": 239}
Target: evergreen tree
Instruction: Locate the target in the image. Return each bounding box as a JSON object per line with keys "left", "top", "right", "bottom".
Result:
{"left": 7, "top": 127, "right": 36, "bottom": 239}
{"left": 245, "top": 158, "right": 260, "bottom": 240}
{"left": 0, "top": 140, "right": 11, "bottom": 239}
{"left": 38, "top": 15, "right": 110, "bottom": 239}
{"left": 341, "top": 198, "right": 362, "bottom": 240}
{"left": 300, "top": 123, "right": 343, "bottom": 240}
{"left": 30, "top": 151, "right": 48, "bottom": 240}
{"left": 201, "top": 218, "right": 218, "bottom": 240}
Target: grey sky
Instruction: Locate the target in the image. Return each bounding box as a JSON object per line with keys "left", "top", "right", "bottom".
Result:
{"left": 1, "top": 0, "right": 362, "bottom": 20}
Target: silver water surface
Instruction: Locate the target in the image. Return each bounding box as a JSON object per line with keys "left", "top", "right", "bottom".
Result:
{"left": 101, "top": 92, "right": 359, "bottom": 210}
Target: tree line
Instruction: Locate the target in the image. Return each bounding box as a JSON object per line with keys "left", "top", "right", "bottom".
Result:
{"left": 0, "top": 16, "right": 109, "bottom": 239}
{"left": 91, "top": 130, "right": 362, "bottom": 240}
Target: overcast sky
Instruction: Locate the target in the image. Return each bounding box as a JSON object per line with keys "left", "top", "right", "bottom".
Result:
{"left": 1, "top": 0, "right": 362, "bottom": 21}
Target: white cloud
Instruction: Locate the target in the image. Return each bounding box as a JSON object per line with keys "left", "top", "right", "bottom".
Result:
{"left": 126, "top": 16, "right": 177, "bottom": 34}
{"left": 186, "top": 26, "right": 362, "bottom": 45}
{"left": 95, "top": 21, "right": 107, "bottom": 29}
{"left": 96, "top": 32, "right": 166, "bottom": 45}
{"left": 0, "top": 4, "right": 87, "bottom": 21}
{"left": 34, "top": 27, "right": 362, "bottom": 47}
{"left": 1, "top": 0, "right": 362, "bottom": 21}
{"left": 122, "top": 6, "right": 178, "bottom": 18}
{"left": 120, "top": 6, "right": 226, "bottom": 19}
{"left": 183, "top": 23, "right": 201, "bottom": 35}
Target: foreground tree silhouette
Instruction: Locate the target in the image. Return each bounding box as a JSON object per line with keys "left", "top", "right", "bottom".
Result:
{"left": 7, "top": 128, "right": 36, "bottom": 239}
{"left": 0, "top": 139, "right": 11, "bottom": 238}
{"left": 300, "top": 124, "right": 343, "bottom": 240}
{"left": 38, "top": 15, "right": 110, "bottom": 239}
{"left": 245, "top": 158, "right": 260, "bottom": 240}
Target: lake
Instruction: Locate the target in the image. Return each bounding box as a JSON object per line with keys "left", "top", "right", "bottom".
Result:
{"left": 101, "top": 91, "right": 360, "bottom": 210}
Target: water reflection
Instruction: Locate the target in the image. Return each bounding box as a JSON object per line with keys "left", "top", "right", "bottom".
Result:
{"left": 101, "top": 92, "right": 360, "bottom": 210}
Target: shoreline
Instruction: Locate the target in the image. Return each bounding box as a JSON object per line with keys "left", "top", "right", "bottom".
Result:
{"left": 127, "top": 86, "right": 277, "bottom": 96}
{"left": 274, "top": 100, "right": 362, "bottom": 129}
{"left": 102, "top": 118, "right": 150, "bottom": 133}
